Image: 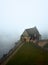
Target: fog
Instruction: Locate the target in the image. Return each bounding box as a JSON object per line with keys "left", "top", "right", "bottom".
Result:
{"left": 0, "top": 32, "right": 20, "bottom": 58}
{"left": 0, "top": 0, "right": 48, "bottom": 58}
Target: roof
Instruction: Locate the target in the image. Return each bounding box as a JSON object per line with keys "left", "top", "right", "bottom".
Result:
{"left": 25, "top": 27, "right": 40, "bottom": 36}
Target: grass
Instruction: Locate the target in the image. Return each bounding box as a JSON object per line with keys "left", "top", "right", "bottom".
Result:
{"left": 44, "top": 43, "right": 48, "bottom": 48}
{"left": 6, "top": 42, "right": 48, "bottom": 65}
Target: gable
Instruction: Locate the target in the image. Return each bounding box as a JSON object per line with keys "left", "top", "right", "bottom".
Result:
{"left": 21, "top": 27, "right": 41, "bottom": 38}
{"left": 26, "top": 27, "right": 40, "bottom": 36}
{"left": 22, "top": 30, "right": 29, "bottom": 37}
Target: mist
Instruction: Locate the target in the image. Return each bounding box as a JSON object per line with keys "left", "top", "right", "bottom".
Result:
{"left": 0, "top": 31, "right": 20, "bottom": 58}
{"left": 0, "top": 0, "right": 48, "bottom": 58}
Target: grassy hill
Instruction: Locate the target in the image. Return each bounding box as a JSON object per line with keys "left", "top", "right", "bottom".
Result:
{"left": 6, "top": 42, "right": 48, "bottom": 65}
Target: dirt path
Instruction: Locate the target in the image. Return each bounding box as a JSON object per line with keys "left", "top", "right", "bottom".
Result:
{"left": 1, "top": 42, "right": 24, "bottom": 65}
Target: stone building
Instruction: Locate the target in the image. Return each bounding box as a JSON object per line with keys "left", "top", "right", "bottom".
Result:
{"left": 21, "top": 27, "right": 41, "bottom": 43}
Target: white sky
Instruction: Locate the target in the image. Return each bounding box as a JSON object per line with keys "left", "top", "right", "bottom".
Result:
{"left": 0, "top": 0, "right": 48, "bottom": 35}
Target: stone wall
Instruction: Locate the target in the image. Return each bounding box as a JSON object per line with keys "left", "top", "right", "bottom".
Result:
{"left": 38, "top": 40, "right": 48, "bottom": 47}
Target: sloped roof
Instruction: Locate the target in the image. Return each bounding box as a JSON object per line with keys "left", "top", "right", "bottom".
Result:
{"left": 25, "top": 27, "right": 40, "bottom": 36}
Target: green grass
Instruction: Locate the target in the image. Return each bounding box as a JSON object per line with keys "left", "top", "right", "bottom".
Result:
{"left": 44, "top": 43, "right": 48, "bottom": 48}
{"left": 6, "top": 42, "right": 48, "bottom": 65}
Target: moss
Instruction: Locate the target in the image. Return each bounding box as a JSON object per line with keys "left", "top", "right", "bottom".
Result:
{"left": 6, "top": 42, "right": 48, "bottom": 65}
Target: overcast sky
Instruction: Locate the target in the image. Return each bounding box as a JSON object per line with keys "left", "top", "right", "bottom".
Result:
{"left": 0, "top": 0, "right": 48, "bottom": 36}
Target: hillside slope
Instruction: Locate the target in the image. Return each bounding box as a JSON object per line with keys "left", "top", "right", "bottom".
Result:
{"left": 6, "top": 42, "right": 48, "bottom": 65}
